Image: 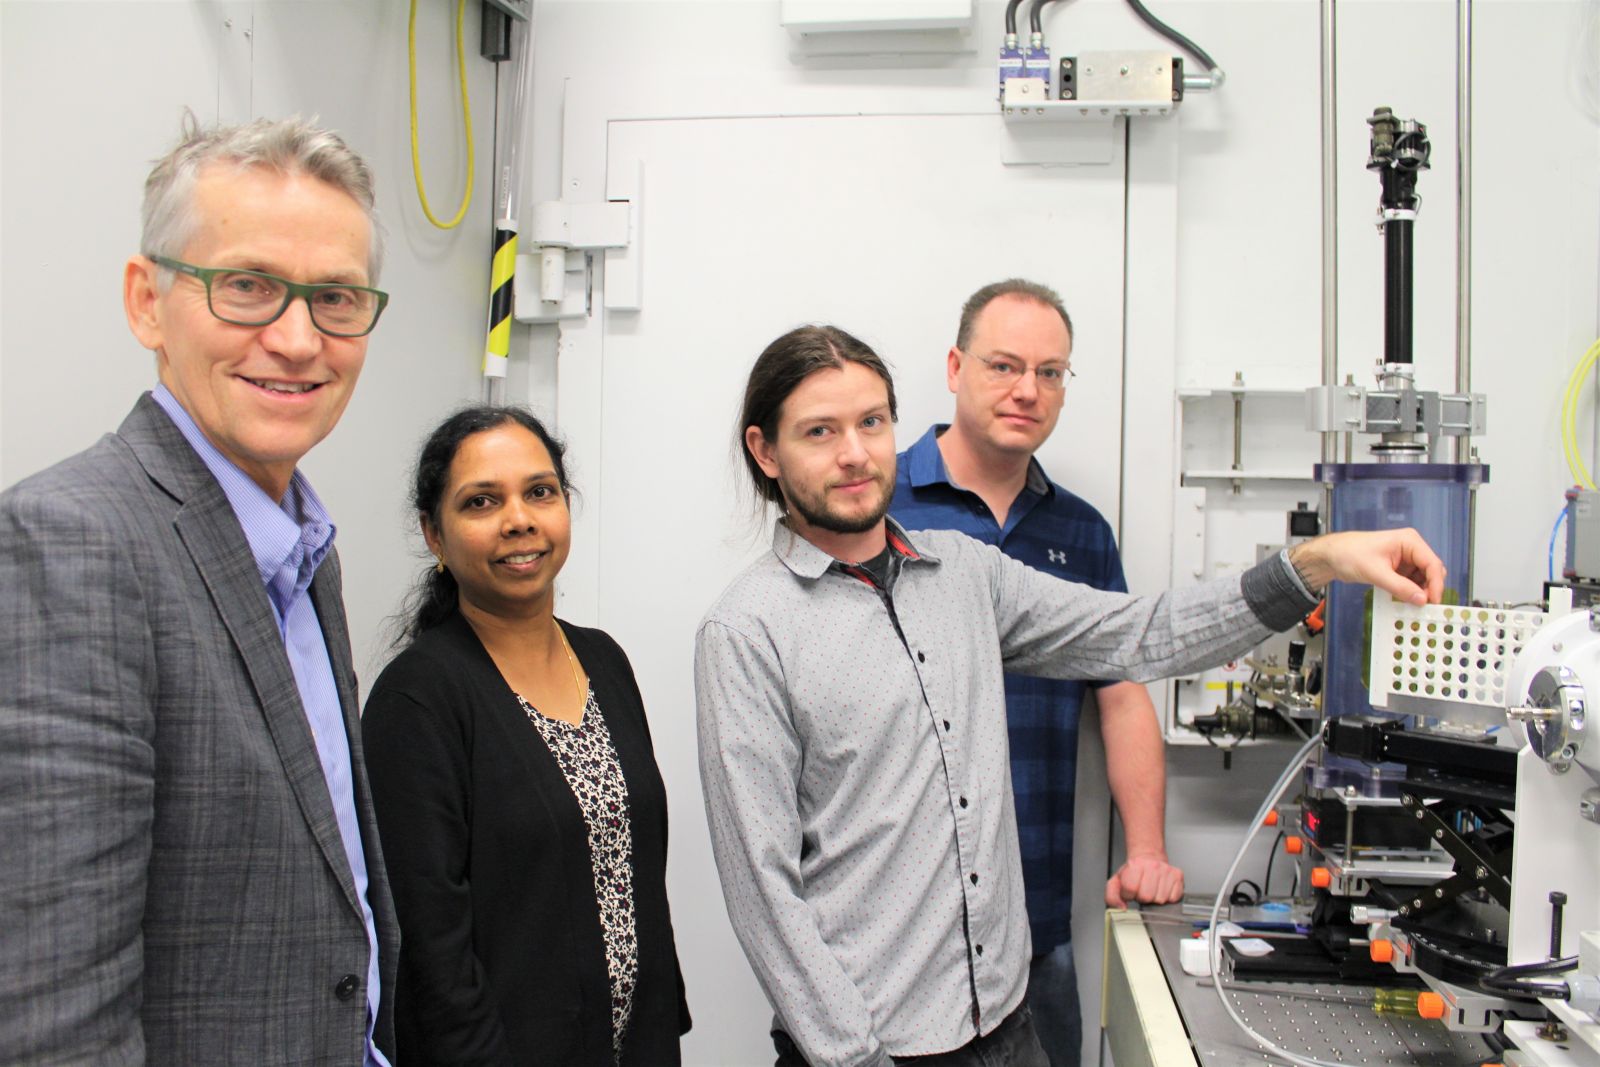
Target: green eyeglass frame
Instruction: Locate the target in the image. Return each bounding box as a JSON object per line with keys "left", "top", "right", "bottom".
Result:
{"left": 150, "top": 255, "right": 390, "bottom": 338}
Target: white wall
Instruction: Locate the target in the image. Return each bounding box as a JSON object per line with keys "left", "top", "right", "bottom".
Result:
{"left": 3, "top": 2, "right": 1598, "bottom": 1066}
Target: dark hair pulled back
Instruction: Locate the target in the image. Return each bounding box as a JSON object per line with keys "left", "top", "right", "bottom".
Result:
{"left": 737, "top": 324, "right": 897, "bottom": 509}
{"left": 399, "top": 405, "right": 571, "bottom": 642}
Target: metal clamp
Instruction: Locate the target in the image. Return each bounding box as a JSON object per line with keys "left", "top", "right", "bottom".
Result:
{"left": 1509, "top": 665, "right": 1587, "bottom": 772}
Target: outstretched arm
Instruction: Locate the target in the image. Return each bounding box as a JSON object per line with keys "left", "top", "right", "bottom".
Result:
{"left": 1288, "top": 527, "right": 1445, "bottom": 605}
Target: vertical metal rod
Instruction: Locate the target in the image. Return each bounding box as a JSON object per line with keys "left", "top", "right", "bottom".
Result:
{"left": 1457, "top": 0, "right": 1477, "bottom": 601}
{"left": 1320, "top": 0, "right": 1340, "bottom": 468}
{"left": 1455, "top": 0, "right": 1473, "bottom": 462}
{"left": 1232, "top": 374, "right": 1244, "bottom": 495}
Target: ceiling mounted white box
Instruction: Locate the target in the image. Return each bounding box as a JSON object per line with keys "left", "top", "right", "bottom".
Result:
{"left": 779, "top": 0, "right": 974, "bottom": 34}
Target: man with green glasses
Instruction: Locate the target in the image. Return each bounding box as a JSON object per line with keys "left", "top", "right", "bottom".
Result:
{"left": 0, "top": 116, "right": 397, "bottom": 1066}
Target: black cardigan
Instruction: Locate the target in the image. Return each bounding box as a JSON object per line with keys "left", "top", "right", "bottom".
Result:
{"left": 362, "top": 614, "right": 690, "bottom": 1066}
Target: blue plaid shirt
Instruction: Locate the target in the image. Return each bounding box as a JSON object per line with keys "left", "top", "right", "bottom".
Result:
{"left": 891, "top": 425, "right": 1125, "bottom": 956}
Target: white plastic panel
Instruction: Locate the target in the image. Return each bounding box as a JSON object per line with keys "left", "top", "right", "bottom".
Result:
{"left": 1370, "top": 599, "right": 1548, "bottom": 712}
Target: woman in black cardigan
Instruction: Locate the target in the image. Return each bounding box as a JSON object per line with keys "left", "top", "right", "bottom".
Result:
{"left": 363, "top": 406, "right": 689, "bottom": 1066}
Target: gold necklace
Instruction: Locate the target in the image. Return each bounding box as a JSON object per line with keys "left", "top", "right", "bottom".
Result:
{"left": 556, "top": 623, "right": 586, "bottom": 707}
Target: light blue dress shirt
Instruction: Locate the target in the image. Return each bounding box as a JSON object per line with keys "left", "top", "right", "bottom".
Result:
{"left": 152, "top": 386, "right": 389, "bottom": 1067}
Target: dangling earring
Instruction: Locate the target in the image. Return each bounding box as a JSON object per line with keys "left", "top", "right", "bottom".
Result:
{"left": 434, "top": 554, "right": 446, "bottom": 575}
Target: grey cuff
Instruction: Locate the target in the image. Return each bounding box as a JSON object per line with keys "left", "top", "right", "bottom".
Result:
{"left": 1241, "top": 549, "right": 1321, "bottom": 632}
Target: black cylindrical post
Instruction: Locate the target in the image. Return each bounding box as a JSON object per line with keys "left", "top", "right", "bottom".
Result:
{"left": 1385, "top": 218, "right": 1414, "bottom": 365}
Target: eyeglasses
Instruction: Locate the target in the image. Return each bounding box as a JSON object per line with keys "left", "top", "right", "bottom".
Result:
{"left": 965, "top": 350, "right": 1076, "bottom": 392}
{"left": 150, "top": 255, "right": 389, "bottom": 338}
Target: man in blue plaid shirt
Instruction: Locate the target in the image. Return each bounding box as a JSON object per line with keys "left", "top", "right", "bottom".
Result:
{"left": 891, "top": 279, "right": 1183, "bottom": 1067}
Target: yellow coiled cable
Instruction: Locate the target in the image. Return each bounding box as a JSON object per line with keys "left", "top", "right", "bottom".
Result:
{"left": 409, "top": 0, "right": 474, "bottom": 230}
{"left": 1561, "top": 338, "right": 1600, "bottom": 490}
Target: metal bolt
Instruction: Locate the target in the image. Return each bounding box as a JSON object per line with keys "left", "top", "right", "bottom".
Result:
{"left": 1475, "top": 866, "right": 1487, "bottom": 880}
{"left": 243, "top": 28, "right": 252, "bottom": 38}
{"left": 1435, "top": 887, "right": 1445, "bottom": 898}
{"left": 1538, "top": 1020, "right": 1570, "bottom": 1042}
{"left": 1120, "top": 65, "right": 1129, "bottom": 75}
{"left": 1434, "top": 828, "right": 1444, "bottom": 839}
{"left": 223, "top": 17, "right": 233, "bottom": 28}
{"left": 1581, "top": 789, "right": 1600, "bottom": 822}
{"left": 1412, "top": 898, "right": 1423, "bottom": 909}
{"left": 1171, "top": 91, "right": 1180, "bottom": 101}
{"left": 1062, "top": 58, "right": 1073, "bottom": 70}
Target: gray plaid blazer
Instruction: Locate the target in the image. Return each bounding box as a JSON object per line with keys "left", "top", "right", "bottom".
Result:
{"left": 0, "top": 394, "right": 397, "bottom": 1065}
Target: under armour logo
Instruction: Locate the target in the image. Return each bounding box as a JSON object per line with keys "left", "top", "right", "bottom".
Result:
{"left": 1047, "top": 549, "right": 1067, "bottom": 565}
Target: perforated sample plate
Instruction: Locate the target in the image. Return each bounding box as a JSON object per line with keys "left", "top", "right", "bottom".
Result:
{"left": 1370, "top": 600, "right": 1548, "bottom": 715}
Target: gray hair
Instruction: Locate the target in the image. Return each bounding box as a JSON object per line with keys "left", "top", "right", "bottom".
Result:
{"left": 955, "top": 278, "right": 1073, "bottom": 351}
{"left": 141, "top": 112, "right": 385, "bottom": 283}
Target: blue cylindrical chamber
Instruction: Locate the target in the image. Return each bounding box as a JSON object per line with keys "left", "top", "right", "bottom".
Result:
{"left": 1314, "top": 462, "right": 1488, "bottom": 720}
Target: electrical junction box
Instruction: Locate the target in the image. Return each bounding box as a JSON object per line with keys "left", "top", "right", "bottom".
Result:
{"left": 1567, "top": 489, "right": 1600, "bottom": 581}
{"left": 1068, "top": 50, "right": 1179, "bottom": 105}
{"left": 780, "top": 0, "right": 973, "bottom": 34}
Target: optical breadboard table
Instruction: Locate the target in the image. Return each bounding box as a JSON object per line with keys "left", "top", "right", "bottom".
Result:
{"left": 1101, "top": 907, "right": 1499, "bottom": 1066}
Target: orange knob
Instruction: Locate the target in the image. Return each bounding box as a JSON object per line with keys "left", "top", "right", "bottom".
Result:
{"left": 1311, "top": 867, "right": 1331, "bottom": 888}
{"left": 1370, "top": 939, "right": 1394, "bottom": 963}
{"left": 1417, "top": 992, "right": 1445, "bottom": 1019}
{"left": 1263, "top": 810, "right": 1280, "bottom": 828}
{"left": 1285, "top": 835, "right": 1303, "bottom": 855}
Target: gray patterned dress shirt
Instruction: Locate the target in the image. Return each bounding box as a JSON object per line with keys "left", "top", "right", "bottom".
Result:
{"left": 694, "top": 518, "right": 1315, "bottom": 1067}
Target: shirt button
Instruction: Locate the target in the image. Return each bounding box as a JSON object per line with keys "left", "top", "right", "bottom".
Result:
{"left": 970, "top": 873, "right": 979, "bottom": 885}
{"left": 942, "top": 720, "right": 951, "bottom": 732}
{"left": 959, "top": 796, "right": 968, "bottom": 808}
{"left": 334, "top": 974, "right": 360, "bottom": 1001}
{"left": 917, "top": 651, "right": 926, "bottom": 663}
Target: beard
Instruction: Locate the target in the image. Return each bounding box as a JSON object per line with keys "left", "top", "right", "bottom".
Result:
{"left": 780, "top": 467, "right": 894, "bottom": 535}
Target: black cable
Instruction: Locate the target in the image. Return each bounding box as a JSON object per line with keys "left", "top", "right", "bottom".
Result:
{"left": 1004, "top": 0, "right": 1025, "bottom": 35}
{"left": 1479, "top": 956, "right": 1577, "bottom": 1001}
{"left": 1124, "top": 0, "right": 1219, "bottom": 72}
{"left": 1229, "top": 879, "right": 1263, "bottom": 907}
{"left": 1481, "top": 975, "right": 1572, "bottom": 1000}
{"left": 1486, "top": 956, "right": 1579, "bottom": 979}
{"left": 1029, "top": 0, "right": 1060, "bottom": 35}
